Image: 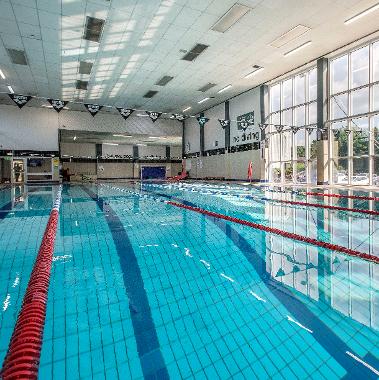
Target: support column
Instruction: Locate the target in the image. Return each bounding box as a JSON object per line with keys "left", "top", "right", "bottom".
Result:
{"left": 316, "top": 57, "right": 329, "bottom": 185}
{"left": 200, "top": 112, "right": 205, "bottom": 156}
{"left": 166, "top": 146, "right": 170, "bottom": 159}
{"left": 260, "top": 85, "right": 269, "bottom": 182}
{"left": 181, "top": 120, "right": 185, "bottom": 157}
{"left": 224, "top": 101, "right": 230, "bottom": 148}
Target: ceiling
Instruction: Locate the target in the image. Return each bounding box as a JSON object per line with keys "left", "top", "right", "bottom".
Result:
{"left": 60, "top": 128, "right": 182, "bottom": 146}
{"left": 0, "top": 0, "right": 378, "bottom": 115}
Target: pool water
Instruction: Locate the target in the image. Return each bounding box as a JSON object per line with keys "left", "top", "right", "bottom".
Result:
{"left": 0, "top": 182, "right": 378, "bottom": 379}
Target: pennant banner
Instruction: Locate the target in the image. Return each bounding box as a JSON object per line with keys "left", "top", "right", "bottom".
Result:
{"left": 84, "top": 103, "right": 103, "bottom": 117}
{"left": 218, "top": 119, "right": 230, "bottom": 129}
{"left": 259, "top": 123, "right": 268, "bottom": 131}
{"left": 292, "top": 126, "right": 301, "bottom": 134}
{"left": 146, "top": 111, "right": 162, "bottom": 122}
{"left": 306, "top": 127, "right": 315, "bottom": 134}
{"left": 170, "top": 113, "right": 186, "bottom": 121}
{"left": 197, "top": 116, "right": 209, "bottom": 128}
{"left": 117, "top": 107, "right": 134, "bottom": 120}
{"left": 8, "top": 94, "right": 32, "bottom": 109}
{"left": 47, "top": 98, "right": 68, "bottom": 113}
{"left": 275, "top": 125, "right": 284, "bottom": 134}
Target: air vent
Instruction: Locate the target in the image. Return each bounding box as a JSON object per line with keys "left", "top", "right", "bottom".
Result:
{"left": 76, "top": 80, "right": 88, "bottom": 90}
{"left": 6, "top": 48, "right": 28, "bottom": 65}
{"left": 155, "top": 76, "right": 174, "bottom": 86}
{"left": 79, "top": 61, "right": 93, "bottom": 74}
{"left": 211, "top": 3, "right": 251, "bottom": 33}
{"left": 83, "top": 16, "right": 105, "bottom": 42}
{"left": 182, "top": 43, "right": 209, "bottom": 61}
{"left": 144, "top": 90, "right": 158, "bottom": 98}
{"left": 270, "top": 25, "right": 311, "bottom": 48}
{"left": 198, "top": 83, "right": 216, "bottom": 92}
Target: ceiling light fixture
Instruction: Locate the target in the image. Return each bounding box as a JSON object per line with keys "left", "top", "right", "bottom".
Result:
{"left": 113, "top": 134, "right": 132, "bottom": 137}
{"left": 148, "top": 136, "right": 159, "bottom": 139}
{"left": 137, "top": 143, "right": 147, "bottom": 146}
{"left": 283, "top": 41, "right": 312, "bottom": 57}
{"left": 0, "top": 69, "right": 5, "bottom": 79}
{"left": 217, "top": 84, "right": 232, "bottom": 93}
{"left": 103, "top": 142, "right": 118, "bottom": 146}
{"left": 7, "top": 85, "right": 14, "bottom": 94}
{"left": 182, "top": 106, "right": 191, "bottom": 112}
{"left": 211, "top": 3, "right": 251, "bottom": 33}
{"left": 73, "top": 136, "right": 77, "bottom": 141}
{"left": 198, "top": 97, "right": 210, "bottom": 104}
{"left": 345, "top": 3, "right": 379, "bottom": 24}
{"left": 245, "top": 66, "right": 264, "bottom": 78}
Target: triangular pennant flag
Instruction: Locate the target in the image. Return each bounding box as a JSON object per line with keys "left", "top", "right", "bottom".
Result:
{"left": 8, "top": 94, "right": 32, "bottom": 109}
{"left": 47, "top": 98, "right": 68, "bottom": 113}
{"left": 292, "top": 126, "right": 301, "bottom": 134}
{"left": 117, "top": 107, "right": 134, "bottom": 120}
{"left": 259, "top": 123, "right": 268, "bottom": 131}
{"left": 306, "top": 127, "right": 314, "bottom": 134}
{"left": 84, "top": 103, "right": 102, "bottom": 117}
{"left": 275, "top": 268, "right": 285, "bottom": 277}
{"left": 197, "top": 116, "right": 209, "bottom": 127}
{"left": 146, "top": 111, "right": 162, "bottom": 122}
{"left": 275, "top": 125, "right": 284, "bottom": 133}
{"left": 170, "top": 113, "right": 186, "bottom": 121}
{"left": 293, "top": 265, "right": 301, "bottom": 273}
{"left": 218, "top": 119, "right": 230, "bottom": 129}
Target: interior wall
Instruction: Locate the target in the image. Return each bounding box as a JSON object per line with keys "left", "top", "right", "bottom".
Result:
{"left": 184, "top": 116, "right": 200, "bottom": 154}
{"left": 204, "top": 103, "right": 225, "bottom": 150}
{"left": 102, "top": 144, "right": 133, "bottom": 157}
{"left": 0, "top": 104, "right": 181, "bottom": 151}
{"left": 229, "top": 87, "right": 261, "bottom": 146}
{"left": 60, "top": 143, "right": 97, "bottom": 158}
{"left": 188, "top": 150, "right": 261, "bottom": 180}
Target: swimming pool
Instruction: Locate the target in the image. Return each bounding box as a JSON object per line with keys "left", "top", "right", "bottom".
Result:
{"left": 0, "top": 182, "right": 378, "bottom": 379}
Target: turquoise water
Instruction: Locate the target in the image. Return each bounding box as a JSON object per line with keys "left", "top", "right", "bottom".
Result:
{"left": 0, "top": 183, "right": 378, "bottom": 379}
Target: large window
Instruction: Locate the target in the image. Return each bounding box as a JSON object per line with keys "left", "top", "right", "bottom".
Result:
{"left": 268, "top": 67, "right": 317, "bottom": 183}
{"left": 330, "top": 41, "right": 379, "bottom": 185}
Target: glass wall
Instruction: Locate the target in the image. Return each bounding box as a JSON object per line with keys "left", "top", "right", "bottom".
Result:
{"left": 268, "top": 67, "right": 317, "bottom": 183}
{"left": 330, "top": 40, "right": 379, "bottom": 185}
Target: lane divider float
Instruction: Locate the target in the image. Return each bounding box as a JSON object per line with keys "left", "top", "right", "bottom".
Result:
{"left": 305, "top": 191, "right": 379, "bottom": 202}
{"left": 0, "top": 186, "right": 62, "bottom": 380}
{"left": 262, "top": 197, "right": 379, "bottom": 217}
{"left": 167, "top": 201, "right": 379, "bottom": 265}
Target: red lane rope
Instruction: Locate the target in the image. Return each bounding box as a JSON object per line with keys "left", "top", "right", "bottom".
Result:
{"left": 167, "top": 201, "right": 379, "bottom": 265}
{"left": 266, "top": 198, "right": 379, "bottom": 217}
{"left": 306, "top": 191, "right": 379, "bottom": 202}
{"left": 1, "top": 188, "right": 62, "bottom": 380}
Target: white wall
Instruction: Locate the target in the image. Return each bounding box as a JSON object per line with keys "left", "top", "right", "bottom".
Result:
{"left": 204, "top": 103, "right": 225, "bottom": 150}
{"left": 0, "top": 104, "right": 58, "bottom": 150}
{"left": 0, "top": 104, "right": 182, "bottom": 151}
{"left": 184, "top": 116, "right": 200, "bottom": 153}
{"left": 61, "top": 142, "right": 96, "bottom": 158}
{"left": 170, "top": 146, "right": 182, "bottom": 159}
{"left": 229, "top": 87, "right": 261, "bottom": 146}
{"left": 102, "top": 144, "right": 133, "bottom": 157}
{"left": 138, "top": 145, "right": 166, "bottom": 158}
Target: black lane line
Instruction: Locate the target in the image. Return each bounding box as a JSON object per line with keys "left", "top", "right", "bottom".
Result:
{"left": 81, "top": 186, "right": 169, "bottom": 380}
{"left": 142, "top": 188, "right": 379, "bottom": 379}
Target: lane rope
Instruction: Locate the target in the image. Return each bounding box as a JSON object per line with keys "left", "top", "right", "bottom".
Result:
{"left": 305, "top": 191, "right": 379, "bottom": 202}
{"left": 0, "top": 186, "right": 62, "bottom": 380}
{"left": 167, "top": 200, "right": 379, "bottom": 265}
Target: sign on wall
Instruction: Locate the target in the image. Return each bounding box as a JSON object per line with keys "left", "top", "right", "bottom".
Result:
{"left": 237, "top": 111, "right": 254, "bottom": 131}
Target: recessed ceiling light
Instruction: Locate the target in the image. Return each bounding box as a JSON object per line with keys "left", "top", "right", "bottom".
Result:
{"left": 198, "top": 97, "right": 210, "bottom": 104}
{"left": 148, "top": 136, "right": 159, "bottom": 139}
{"left": 113, "top": 134, "right": 132, "bottom": 137}
{"left": 137, "top": 143, "right": 147, "bottom": 146}
{"left": 283, "top": 41, "right": 312, "bottom": 57}
{"left": 345, "top": 3, "right": 379, "bottom": 24}
{"left": 73, "top": 136, "right": 77, "bottom": 141}
{"left": 182, "top": 106, "right": 191, "bottom": 112}
{"left": 211, "top": 3, "right": 251, "bottom": 33}
{"left": 7, "top": 85, "right": 14, "bottom": 94}
{"left": 0, "top": 69, "right": 5, "bottom": 79}
{"left": 270, "top": 25, "right": 311, "bottom": 48}
{"left": 103, "top": 142, "right": 118, "bottom": 146}
{"left": 217, "top": 85, "right": 232, "bottom": 93}
{"left": 245, "top": 66, "right": 264, "bottom": 78}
